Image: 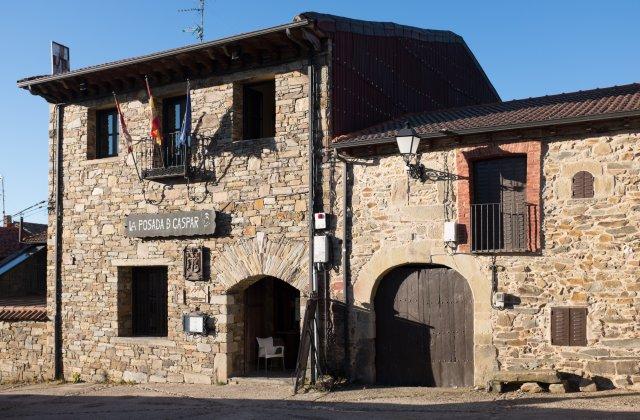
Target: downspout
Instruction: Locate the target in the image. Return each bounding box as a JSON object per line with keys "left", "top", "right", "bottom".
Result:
{"left": 336, "top": 154, "right": 350, "bottom": 379}
{"left": 307, "top": 57, "right": 318, "bottom": 383}
{"left": 53, "top": 104, "right": 64, "bottom": 380}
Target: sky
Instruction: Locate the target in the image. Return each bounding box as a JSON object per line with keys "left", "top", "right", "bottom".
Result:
{"left": 1, "top": 0, "right": 639, "bottom": 224}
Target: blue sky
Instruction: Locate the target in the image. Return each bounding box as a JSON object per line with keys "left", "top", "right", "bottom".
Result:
{"left": 1, "top": 0, "right": 639, "bottom": 223}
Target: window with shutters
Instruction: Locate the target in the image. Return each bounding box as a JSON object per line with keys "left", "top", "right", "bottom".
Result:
{"left": 572, "top": 171, "right": 594, "bottom": 198}
{"left": 471, "top": 156, "right": 530, "bottom": 252}
{"left": 551, "top": 307, "right": 587, "bottom": 346}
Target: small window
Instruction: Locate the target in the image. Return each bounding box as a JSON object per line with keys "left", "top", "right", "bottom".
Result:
{"left": 572, "top": 171, "right": 594, "bottom": 198}
{"left": 95, "top": 108, "right": 119, "bottom": 158}
{"left": 242, "top": 80, "right": 275, "bottom": 140}
{"left": 551, "top": 307, "right": 587, "bottom": 346}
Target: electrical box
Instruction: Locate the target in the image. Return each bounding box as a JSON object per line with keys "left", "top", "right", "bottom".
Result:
{"left": 443, "top": 221, "right": 458, "bottom": 243}
{"left": 314, "top": 212, "right": 327, "bottom": 230}
{"left": 493, "top": 292, "right": 506, "bottom": 309}
{"left": 313, "top": 235, "right": 330, "bottom": 263}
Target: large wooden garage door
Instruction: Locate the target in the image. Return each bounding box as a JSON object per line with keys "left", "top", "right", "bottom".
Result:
{"left": 375, "top": 265, "right": 473, "bottom": 386}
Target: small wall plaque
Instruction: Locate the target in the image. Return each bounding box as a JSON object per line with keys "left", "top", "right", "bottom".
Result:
{"left": 184, "top": 245, "right": 204, "bottom": 281}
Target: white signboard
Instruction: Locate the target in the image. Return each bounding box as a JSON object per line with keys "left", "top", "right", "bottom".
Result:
{"left": 51, "top": 41, "right": 70, "bottom": 75}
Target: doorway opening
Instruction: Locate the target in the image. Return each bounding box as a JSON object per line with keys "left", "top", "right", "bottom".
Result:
{"left": 243, "top": 276, "right": 300, "bottom": 375}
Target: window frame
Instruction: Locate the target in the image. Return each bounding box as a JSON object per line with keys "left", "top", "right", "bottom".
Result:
{"left": 241, "top": 79, "right": 276, "bottom": 140}
{"left": 95, "top": 108, "right": 119, "bottom": 159}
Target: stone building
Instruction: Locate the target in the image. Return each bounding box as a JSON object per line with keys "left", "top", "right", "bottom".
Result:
{"left": 9, "top": 12, "right": 640, "bottom": 389}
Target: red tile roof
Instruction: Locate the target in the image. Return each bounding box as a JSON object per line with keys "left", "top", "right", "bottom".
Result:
{"left": 0, "top": 295, "right": 47, "bottom": 322}
{"left": 333, "top": 83, "right": 640, "bottom": 147}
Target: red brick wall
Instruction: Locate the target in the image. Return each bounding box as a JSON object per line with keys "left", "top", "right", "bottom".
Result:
{"left": 456, "top": 141, "right": 542, "bottom": 253}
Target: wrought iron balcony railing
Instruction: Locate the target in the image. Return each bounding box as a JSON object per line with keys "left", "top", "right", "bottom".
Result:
{"left": 471, "top": 202, "right": 537, "bottom": 253}
{"left": 138, "top": 131, "right": 192, "bottom": 180}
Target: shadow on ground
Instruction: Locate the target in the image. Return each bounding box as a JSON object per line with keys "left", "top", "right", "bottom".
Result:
{"left": 0, "top": 385, "right": 638, "bottom": 419}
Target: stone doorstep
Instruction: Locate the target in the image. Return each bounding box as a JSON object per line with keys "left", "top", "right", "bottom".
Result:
{"left": 489, "top": 369, "right": 561, "bottom": 393}
{"left": 228, "top": 375, "right": 294, "bottom": 387}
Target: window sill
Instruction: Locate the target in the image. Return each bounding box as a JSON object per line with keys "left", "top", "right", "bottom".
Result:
{"left": 111, "top": 337, "right": 176, "bottom": 347}
{"left": 233, "top": 136, "right": 276, "bottom": 144}
{"left": 82, "top": 156, "right": 122, "bottom": 166}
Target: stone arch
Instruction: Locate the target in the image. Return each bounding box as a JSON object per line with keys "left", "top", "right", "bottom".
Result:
{"left": 352, "top": 240, "right": 496, "bottom": 386}
{"left": 213, "top": 234, "right": 310, "bottom": 295}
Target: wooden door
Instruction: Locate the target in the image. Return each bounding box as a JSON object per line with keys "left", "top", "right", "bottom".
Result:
{"left": 473, "top": 156, "right": 527, "bottom": 251}
{"left": 375, "top": 265, "right": 474, "bottom": 387}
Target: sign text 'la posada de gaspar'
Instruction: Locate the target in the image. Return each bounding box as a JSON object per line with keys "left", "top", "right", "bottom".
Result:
{"left": 125, "top": 210, "right": 216, "bottom": 238}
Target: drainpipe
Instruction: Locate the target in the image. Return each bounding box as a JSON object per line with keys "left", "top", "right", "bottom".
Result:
{"left": 53, "top": 104, "right": 65, "bottom": 380}
{"left": 336, "top": 154, "right": 351, "bottom": 379}
{"left": 307, "top": 57, "right": 319, "bottom": 383}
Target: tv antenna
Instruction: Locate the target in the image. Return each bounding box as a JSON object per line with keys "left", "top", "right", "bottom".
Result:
{"left": 179, "top": 0, "right": 206, "bottom": 43}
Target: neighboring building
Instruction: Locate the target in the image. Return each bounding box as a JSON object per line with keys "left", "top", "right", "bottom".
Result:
{"left": 0, "top": 218, "right": 49, "bottom": 381}
{"left": 10, "top": 11, "right": 640, "bottom": 389}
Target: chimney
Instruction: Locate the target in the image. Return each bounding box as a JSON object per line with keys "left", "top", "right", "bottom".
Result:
{"left": 3, "top": 215, "right": 12, "bottom": 227}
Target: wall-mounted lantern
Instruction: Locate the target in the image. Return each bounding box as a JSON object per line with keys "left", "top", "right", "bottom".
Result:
{"left": 395, "top": 123, "right": 423, "bottom": 179}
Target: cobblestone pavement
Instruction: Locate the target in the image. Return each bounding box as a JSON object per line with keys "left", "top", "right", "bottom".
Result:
{"left": 0, "top": 381, "right": 639, "bottom": 419}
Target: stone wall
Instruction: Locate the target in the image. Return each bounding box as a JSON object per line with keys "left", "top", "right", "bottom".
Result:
{"left": 327, "top": 126, "right": 640, "bottom": 388}
{"left": 47, "top": 59, "right": 329, "bottom": 384}
{"left": 0, "top": 320, "right": 53, "bottom": 382}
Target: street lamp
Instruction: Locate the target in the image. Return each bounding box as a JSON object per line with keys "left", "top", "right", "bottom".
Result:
{"left": 395, "top": 123, "right": 422, "bottom": 179}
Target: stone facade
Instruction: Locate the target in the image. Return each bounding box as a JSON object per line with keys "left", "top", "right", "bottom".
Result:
{"left": 37, "top": 59, "right": 329, "bottom": 384}
{"left": 327, "top": 124, "right": 640, "bottom": 389}
{"left": 0, "top": 320, "right": 53, "bottom": 382}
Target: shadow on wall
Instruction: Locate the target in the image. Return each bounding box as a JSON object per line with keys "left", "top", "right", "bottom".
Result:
{"left": 0, "top": 391, "right": 638, "bottom": 418}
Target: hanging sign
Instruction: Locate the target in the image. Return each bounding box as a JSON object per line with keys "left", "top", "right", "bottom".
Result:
{"left": 126, "top": 210, "right": 216, "bottom": 238}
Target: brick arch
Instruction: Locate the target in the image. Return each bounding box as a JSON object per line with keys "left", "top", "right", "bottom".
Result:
{"left": 352, "top": 240, "right": 496, "bottom": 386}
{"left": 213, "top": 235, "right": 310, "bottom": 295}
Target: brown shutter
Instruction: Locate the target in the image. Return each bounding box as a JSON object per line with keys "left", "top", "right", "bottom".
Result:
{"left": 551, "top": 307, "right": 570, "bottom": 346}
{"left": 572, "top": 171, "right": 594, "bottom": 198}
{"left": 569, "top": 307, "right": 587, "bottom": 346}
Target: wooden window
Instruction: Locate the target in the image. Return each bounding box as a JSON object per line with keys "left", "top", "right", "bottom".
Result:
{"left": 572, "top": 171, "right": 594, "bottom": 198}
{"left": 95, "top": 108, "right": 119, "bottom": 158}
{"left": 161, "top": 96, "right": 188, "bottom": 168}
{"left": 131, "top": 267, "right": 168, "bottom": 337}
{"left": 551, "top": 307, "right": 587, "bottom": 346}
{"left": 242, "top": 80, "right": 275, "bottom": 140}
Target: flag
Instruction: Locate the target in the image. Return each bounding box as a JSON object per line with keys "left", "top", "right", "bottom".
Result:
{"left": 179, "top": 82, "right": 192, "bottom": 146}
{"left": 113, "top": 94, "right": 133, "bottom": 154}
{"left": 145, "top": 77, "right": 162, "bottom": 146}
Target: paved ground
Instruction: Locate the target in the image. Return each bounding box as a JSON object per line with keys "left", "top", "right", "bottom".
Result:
{"left": 0, "top": 380, "right": 639, "bottom": 419}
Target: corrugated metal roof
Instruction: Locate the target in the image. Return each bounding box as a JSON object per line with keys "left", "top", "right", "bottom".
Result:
{"left": 333, "top": 83, "right": 640, "bottom": 147}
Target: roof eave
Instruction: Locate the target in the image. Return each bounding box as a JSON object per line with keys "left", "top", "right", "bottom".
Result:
{"left": 332, "top": 109, "right": 640, "bottom": 149}
{"left": 16, "top": 19, "right": 313, "bottom": 89}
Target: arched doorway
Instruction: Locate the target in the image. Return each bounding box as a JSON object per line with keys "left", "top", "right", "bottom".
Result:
{"left": 374, "top": 264, "right": 474, "bottom": 386}
{"left": 243, "top": 276, "right": 300, "bottom": 373}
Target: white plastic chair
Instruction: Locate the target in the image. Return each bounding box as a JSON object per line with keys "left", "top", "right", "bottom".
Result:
{"left": 256, "top": 337, "right": 285, "bottom": 372}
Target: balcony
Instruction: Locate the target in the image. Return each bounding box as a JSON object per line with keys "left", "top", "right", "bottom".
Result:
{"left": 138, "top": 132, "right": 191, "bottom": 180}
{"left": 470, "top": 202, "right": 538, "bottom": 253}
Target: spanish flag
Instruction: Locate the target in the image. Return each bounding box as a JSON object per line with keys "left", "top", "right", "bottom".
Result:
{"left": 145, "top": 77, "right": 162, "bottom": 146}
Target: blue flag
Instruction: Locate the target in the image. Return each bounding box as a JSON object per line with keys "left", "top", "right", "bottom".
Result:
{"left": 179, "top": 84, "right": 192, "bottom": 145}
